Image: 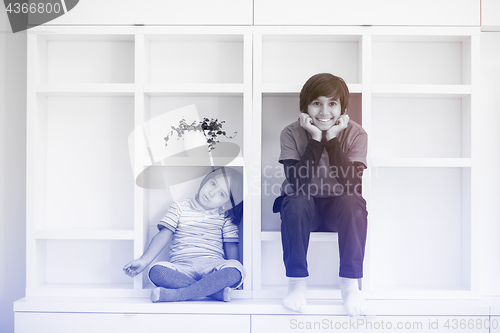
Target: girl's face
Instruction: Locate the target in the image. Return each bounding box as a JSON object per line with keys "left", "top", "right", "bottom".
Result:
{"left": 196, "top": 174, "right": 231, "bottom": 210}
{"left": 306, "top": 96, "right": 342, "bottom": 131}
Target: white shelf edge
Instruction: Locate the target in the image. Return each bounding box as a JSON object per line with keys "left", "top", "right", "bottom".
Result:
{"left": 36, "top": 83, "right": 135, "bottom": 95}
{"left": 144, "top": 83, "right": 244, "bottom": 94}
{"left": 261, "top": 83, "right": 363, "bottom": 94}
{"left": 372, "top": 84, "right": 472, "bottom": 96}
{"left": 143, "top": 156, "right": 245, "bottom": 167}
{"left": 370, "top": 158, "right": 472, "bottom": 168}
{"left": 261, "top": 231, "right": 338, "bottom": 242}
{"left": 25, "top": 284, "right": 137, "bottom": 298}
{"left": 34, "top": 228, "right": 135, "bottom": 240}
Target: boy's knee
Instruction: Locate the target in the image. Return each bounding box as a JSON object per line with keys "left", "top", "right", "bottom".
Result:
{"left": 281, "top": 194, "right": 314, "bottom": 215}
{"left": 338, "top": 194, "right": 367, "bottom": 219}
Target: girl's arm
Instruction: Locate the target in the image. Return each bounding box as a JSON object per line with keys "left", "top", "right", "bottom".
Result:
{"left": 223, "top": 242, "right": 239, "bottom": 261}
{"left": 123, "top": 227, "right": 173, "bottom": 277}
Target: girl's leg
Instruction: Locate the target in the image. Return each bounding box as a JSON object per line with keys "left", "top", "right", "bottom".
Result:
{"left": 149, "top": 265, "right": 197, "bottom": 289}
{"left": 151, "top": 267, "right": 241, "bottom": 302}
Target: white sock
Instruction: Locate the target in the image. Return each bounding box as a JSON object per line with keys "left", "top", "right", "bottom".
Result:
{"left": 339, "top": 277, "right": 367, "bottom": 317}
{"left": 283, "top": 277, "right": 307, "bottom": 313}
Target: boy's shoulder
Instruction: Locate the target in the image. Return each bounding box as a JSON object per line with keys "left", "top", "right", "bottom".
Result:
{"left": 346, "top": 119, "right": 366, "bottom": 136}
{"left": 281, "top": 121, "right": 305, "bottom": 139}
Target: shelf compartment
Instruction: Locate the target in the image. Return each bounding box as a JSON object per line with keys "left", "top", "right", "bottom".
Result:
{"left": 372, "top": 35, "right": 472, "bottom": 85}
{"left": 261, "top": 34, "right": 362, "bottom": 86}
{"left": 146, "top": 34, "right": 244, "bottom": 85}
{"left": 30, "top": 239, "right": 134, "bottom": 297}
{"left": 34, "top": 228, "right": 135, "bottom": 240}
{"left": 36, "top": 34, "right": 134, "bottom": 84}
{"left": 369, "top": 167, "right": 471, "bottom": 292}
{"left": 141, "top": 95, "right": 244, "bottom": 167}
{"left": 35, "top": 96, "right": 135, "bottom": 230}
{"left": 370, "top": 96, "right": 471, "bottom": 159}
{"left": 260, "top": 238, "right": 340, "bottom": 288}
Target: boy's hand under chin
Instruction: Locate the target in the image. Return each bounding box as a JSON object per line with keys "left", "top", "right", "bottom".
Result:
{"left": 299, "top": 113, "right": 323, "bottom": 142}
{"left": 325, "top": 114, "right": 349, "bottom": 141}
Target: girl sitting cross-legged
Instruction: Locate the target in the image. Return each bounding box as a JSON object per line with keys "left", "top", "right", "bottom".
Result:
{"left": 123, "top": 167, "right": 245, "bottom": 302}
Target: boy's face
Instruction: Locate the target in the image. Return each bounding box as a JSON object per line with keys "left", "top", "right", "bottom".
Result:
{"left": 196, "top": 174, "right": 231, "bottom": 210}
{"left": 306, "top": 96, "right": 342, "bottom": 131}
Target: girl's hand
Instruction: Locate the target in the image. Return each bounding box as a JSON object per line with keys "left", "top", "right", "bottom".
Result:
{"left": 299, "top": 113, "right": 322, "bottom": 142}
{"left": 326, "top": 114, "right": 349, "bottom": 141}
{"left": 123, "top": 259, "right": 148, "bottom": 278}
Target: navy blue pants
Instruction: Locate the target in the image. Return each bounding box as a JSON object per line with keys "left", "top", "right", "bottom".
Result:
{"left": 278, "top": 193, "right": 368, "bottom": 279}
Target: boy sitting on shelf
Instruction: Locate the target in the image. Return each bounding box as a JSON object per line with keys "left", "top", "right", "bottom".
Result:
{"left": 273, "top": 73, "right": 368, "bottom": 316}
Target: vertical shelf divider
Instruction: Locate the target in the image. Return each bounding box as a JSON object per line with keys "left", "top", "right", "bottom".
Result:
{"left": 242, "top": 32, "right": 254, "bottom": 296}
{"left": 360, "top": 32, "right": 372, "bottom": 293}
{"left": 252, "top": 32, "right": 263, "bottom": 292}
{"left": 26, "top": 33, "right": 38, "bottom": 295}
{"left": 134, "top": 31, "right": 146, "bottom": 291}
{"left": 468, "top": 32, "right": 481, "bottom": 296}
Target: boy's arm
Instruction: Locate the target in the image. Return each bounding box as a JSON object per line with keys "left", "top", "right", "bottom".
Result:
{"left": 324, "top": 135, "right": 366, "bottom": 188}
{"left": 281, "top": 139, "right": 324, "bottom": 191}
{"left": 224, "top": 242, "right": 239, "bottom": 261}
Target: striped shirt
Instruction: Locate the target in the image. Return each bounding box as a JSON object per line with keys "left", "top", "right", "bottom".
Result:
{"left": 158, "top": 198, "right": 240, "bottom": 262}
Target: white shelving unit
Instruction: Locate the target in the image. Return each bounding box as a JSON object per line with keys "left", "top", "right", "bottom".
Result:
{"left": 25, "top": 25, "right": 480, "bottom": 301}
{"left": 26, "top": 26, "right": 253, "bottom": 298}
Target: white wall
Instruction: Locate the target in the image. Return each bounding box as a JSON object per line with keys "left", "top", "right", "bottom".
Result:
{"left": 0, "top": 9, "right": 27, "bottom": 333}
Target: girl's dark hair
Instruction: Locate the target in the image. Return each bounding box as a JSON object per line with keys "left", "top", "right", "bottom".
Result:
{"left": 299, "top": 73, "right": 349, "bottom": 115}
{"left": 198, "top": 167, "right": 244, "bottom": 225}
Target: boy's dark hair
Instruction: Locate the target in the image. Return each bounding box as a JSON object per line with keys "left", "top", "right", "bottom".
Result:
{"left": 199, "top": 167, "right": 244, "bottom": 225}
{"left": 299, "top": 73, "right": 349, "bottom": 115}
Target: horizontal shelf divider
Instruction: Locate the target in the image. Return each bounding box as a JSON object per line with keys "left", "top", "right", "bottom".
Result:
{"left": 143, "top": 156, "right": 244, "bottom": 167}
{"left": 144, "top": 84, "right": 244, "bottom": 94}
{"left": 370, "top": 158, "right": 472, "bottom": 168}
{"left": 36, "top": 83, "right": 135, "bottom": 95}
{"left": 34, "top": 228, "right": 135, "bottom": 240}
{"left": 372, "top": 84, "right": 472, "bottom": 96}
{"left": 261, "top": 83, "right": 362, "bottom": 94}
{"left": 261, "top": 231, "right": 338, "bottom": 242}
